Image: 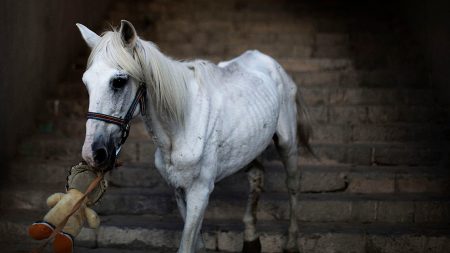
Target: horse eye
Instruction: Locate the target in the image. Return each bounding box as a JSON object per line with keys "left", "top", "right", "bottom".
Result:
{"left": 111, "top": 76, "right": 128, "bottom": 90}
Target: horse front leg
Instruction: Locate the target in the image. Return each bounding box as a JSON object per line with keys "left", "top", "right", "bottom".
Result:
{"left": 176, "top": 187, "right": 206, "bottom": 251}
{"left": 178, "top": 182, "right": 213, "bottom": 253}
{"left": 175, "top": 188, "right": 187, "bottom": 221}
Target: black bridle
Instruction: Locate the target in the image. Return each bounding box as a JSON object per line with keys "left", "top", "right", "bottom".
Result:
{"left": 86, "top": 83, "right": 147, "bottom": 157}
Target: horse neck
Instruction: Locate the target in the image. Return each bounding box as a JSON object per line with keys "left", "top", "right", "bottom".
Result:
{"left": 141, "top": 43, "right": 193, "bottom": 120}
{"left": 142, "top": 103, "right": 173, "bottom": 153}
{"left": 139, "top": 48, "right": 194, "bottom": 152}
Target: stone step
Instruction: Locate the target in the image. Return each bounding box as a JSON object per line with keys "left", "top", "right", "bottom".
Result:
{"left": 302, "top": 87, "right": 436, "bottom": 106}
{"left": 155, "top": 37, "right": 349, "bottom": 59}
{"left": 154, "top": 19, "right": 314, "bottom": 34}
{"left": 154, "top": 31, "right": 316, "bottom": 47}
{"left": 119, "top": 0, "right": 313, "bottom": 17}
{"left": 17, "top": 136, "right": 448, "bottom": 166}
{"left": 59, "top": 61, "right": 432, "bottom": 93}
{"left": 62, "top": 52, "right": 428, "bottom": 90}
{"left": 51, "top": 61, "right": 356, "bottom": 99}
{"left": 160, "top": 42, "right": 315, "bottom": 60}
{"left": 35, "top": 110, "right": 449, "bottom": 143}
{"left": 290, "top": 68, "right": 428, "bottom": 89}
{"left": 2, "top": 182, "right": 449, "bottom": 224}
{"left": 6, "top": 159, "right": 450, "bottom": 195}
{"left": 2, "top": 210, "right": 449, "bottom": 253}
{"left": 53, "top": 75, "right": 437, "bottom": 108}
{"left": 62, "top": 57, "right": 355, "bottom": 83}
{"left": 40, "top": 95, "right": 448, "bottom": 125}
{"left": 0, "top": 242, "right": 212, "bottom": 253}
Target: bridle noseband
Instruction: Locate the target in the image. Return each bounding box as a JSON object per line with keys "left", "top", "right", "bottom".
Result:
{"left": 86, "top": 83, "right": 147, "bottom": 158}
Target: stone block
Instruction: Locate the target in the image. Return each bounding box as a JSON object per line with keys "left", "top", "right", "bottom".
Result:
{"left": 329, "top": 106, "right": 368, "bottom": 124}
{"left": 120, "top": 141, "right": 139, "bottom": 163}
{"left": 397, "top": 177, "right": 450, "bottom": 193}
{"left": 351, "top": 124, "right": 426, "bottom": 142}
{"left": 315, "top": 33, "right": 349, "bottom": 46}
{"left": 106, "top": 166, "right": 164, "bottom": 189}
{"left": 311, "top": 124, "right": 350, "bottom": 143}
{"left": 350, "top": 201, "right": 378, "bottom": 223}
{"left": 424, "top": 236, "right": 450, "bottom": 253}
{"left": 297, "top": 200, "right": 351, "bottom": 222}
{"left": 414, "top": 201, "right": 450, "bottom": 223}
{"left": 298, "top": 233, "right": 365, "bottom": 253}
{"left": 260, "top": 233, "right": 285, "bottom": 253}
{"left": 99, "top": 192, "right": 176, "bottom": 216}
{"left": 309, "top": 106, "right": 328, "bottom": 123}
{"left": 374, "top": 145, "right": 440, "bottom": 166}
{"left": 129, "top": 120, "right": 152, "bottom": 139}
{"left": 302, "top": 88, "right": 329, "bottom": 106}
{"left": 217, "top": 231, "right": 243, "bottom": 252}
{"left": 202, "top": 231, "right": 218, "bottom": 250}
{"left": 347, "top": 177, "right": 395, "bottom": 194}
{"left": 314, "top": 44, "right": 349, "bottom": 58}
{"left": 345, "top": 145, "right": 373, "bottom": 165}
{"left": 97, "top": 226, "right": 180, "bottom": 248}
{"left": 376, "top": 201, "right": 414, "bottom": 223}
{"left": 300, "top": 171, "right": 347, "bottom": 193}
{"left": 137, "top": 141, "right": 157, "bottom": 164}
{"left": 366, "top": 235, "right": 425, "bottom": 253}
{"left": 293, "top": 71, "right": 341, "bottom": 87}
{"left": 77, "top": 228, "right": 97, "bottom": 248}
{"left": 367, "top": 106, "right": 399, "bottom": 123}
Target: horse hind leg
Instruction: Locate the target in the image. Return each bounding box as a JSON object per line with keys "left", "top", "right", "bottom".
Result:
{"left": 242, "top": 160, "right": 264, "bottom": 253}
{"left": 274, "top": 132, "right": 300, "bottom": 253}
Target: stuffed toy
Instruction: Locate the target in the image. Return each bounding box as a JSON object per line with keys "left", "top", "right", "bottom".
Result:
{"left": 28, "top": 162, "right": 107, "bottom": 253}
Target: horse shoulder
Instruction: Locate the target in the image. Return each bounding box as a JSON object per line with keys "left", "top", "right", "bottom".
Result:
{"left": 170, "top": 87, "right": 213, "bottom": 169}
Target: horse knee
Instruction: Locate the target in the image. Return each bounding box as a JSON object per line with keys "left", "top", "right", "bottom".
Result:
{"left": 247, "top": 165, "right": 264, "bottom": 192}
{"left": 286, "top": 176, "right": 299, "bottom": 194}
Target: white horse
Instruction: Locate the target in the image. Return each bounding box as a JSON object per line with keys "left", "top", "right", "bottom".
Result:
{"left": 77, "top": 20, "right": 312, "bottom": 253}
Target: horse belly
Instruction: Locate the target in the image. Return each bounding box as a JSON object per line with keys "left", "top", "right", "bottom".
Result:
{"left": 216, "top": 88, "right": 279, "bottom": 180}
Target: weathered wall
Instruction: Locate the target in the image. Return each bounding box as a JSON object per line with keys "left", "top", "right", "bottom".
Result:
{"left": 402, "top": 0, "right": 450, "bottom": 104}
{"left": 0, "top": 1, "right": 113, "bottom": 167}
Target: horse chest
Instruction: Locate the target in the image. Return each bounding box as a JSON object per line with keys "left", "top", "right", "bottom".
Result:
{"left": 154, "top": 148, "right": 204, "bottom": 188}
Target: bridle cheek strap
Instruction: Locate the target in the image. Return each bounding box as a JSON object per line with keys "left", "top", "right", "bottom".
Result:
{"left": 86, "top": 84, "right": 147, "bottom": 150}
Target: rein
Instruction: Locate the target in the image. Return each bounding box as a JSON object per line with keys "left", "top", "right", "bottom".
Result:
{"left": 87, "top": 83, "right": 147, "bottom": 154}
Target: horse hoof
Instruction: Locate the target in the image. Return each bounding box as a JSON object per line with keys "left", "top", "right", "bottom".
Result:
{"left": 242, "top": 237, "right": 261, "bottom": 253}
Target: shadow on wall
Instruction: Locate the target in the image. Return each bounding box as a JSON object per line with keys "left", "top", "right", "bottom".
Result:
{"left": 402, "top": 0, "right": 450, "bottom": 104}
{"left": 403, "top": 0, "right": 450, "bottom": 168}
{"left": 0, "top": 0, "right": 114, "bottom": 173}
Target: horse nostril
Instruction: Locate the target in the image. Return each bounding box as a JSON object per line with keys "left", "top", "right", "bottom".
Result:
{"left": 93, "top": 148, "right": 108, "bottom": 165}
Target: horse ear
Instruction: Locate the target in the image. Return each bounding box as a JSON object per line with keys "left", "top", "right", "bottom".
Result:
{"left": 76, "top": 23, "right": 100, "bottom": 49}
{"left": 119, "top": 20, "right": 137, "bottom": 48}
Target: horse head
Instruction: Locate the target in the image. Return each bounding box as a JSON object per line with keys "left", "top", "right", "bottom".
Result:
{"left": 76, "top": 20, "right": 144, "bottom": 170}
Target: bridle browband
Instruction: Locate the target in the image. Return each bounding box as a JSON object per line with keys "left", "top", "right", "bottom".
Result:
{"left": 86, "top": 83, "right": 147, "bottom": 157}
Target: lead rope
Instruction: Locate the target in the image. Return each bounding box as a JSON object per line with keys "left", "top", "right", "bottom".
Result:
{"left": 30, "top": 173, "right": 104, "bottom": 253}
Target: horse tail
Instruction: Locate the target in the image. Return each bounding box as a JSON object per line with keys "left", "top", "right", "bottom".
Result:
{"left": 295, "top": 84, "right": 314, "bottom": 155}
{"left": 278, "top": 66, "right": 314, "bottom": 155}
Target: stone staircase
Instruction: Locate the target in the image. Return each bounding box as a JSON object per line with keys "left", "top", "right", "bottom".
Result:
{"left": 1, "top": 0, "right": 449, "bottom": 252}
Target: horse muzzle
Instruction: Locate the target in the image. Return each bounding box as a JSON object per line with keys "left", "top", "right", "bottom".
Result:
{"left": 82, "top": 135, "right": 116, "bottom": 171}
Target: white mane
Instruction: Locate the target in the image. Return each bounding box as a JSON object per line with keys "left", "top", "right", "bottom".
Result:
{"left": 88, "top": 30, "right": 208, "bottom": 123}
